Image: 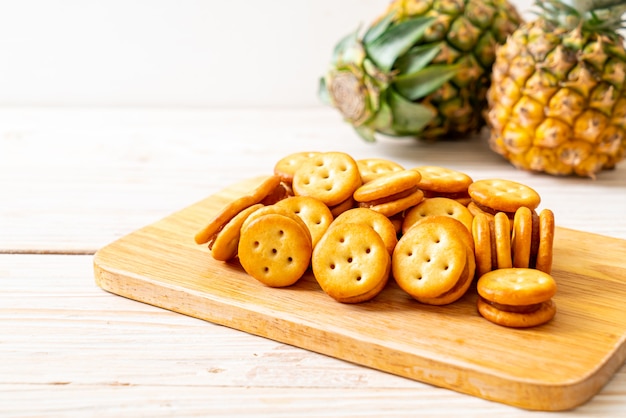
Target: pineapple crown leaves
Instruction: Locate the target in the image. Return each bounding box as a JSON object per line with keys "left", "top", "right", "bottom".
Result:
{"left": 319, "top": 13, "right": 459, "bottom": 141}
{"left": 535, "top": 0, "right": 626, "bottom": 34}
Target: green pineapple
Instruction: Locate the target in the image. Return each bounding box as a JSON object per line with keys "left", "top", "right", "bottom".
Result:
{"left": 486, "top": 0, "right": 626, "bottom": 177}
{"left": 319, "top": 0, "right": 522, "bottom": 142}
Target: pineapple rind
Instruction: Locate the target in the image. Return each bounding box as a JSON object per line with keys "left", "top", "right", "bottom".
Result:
{"left": 486, "top": 16, "right": 626, "bottom": 177}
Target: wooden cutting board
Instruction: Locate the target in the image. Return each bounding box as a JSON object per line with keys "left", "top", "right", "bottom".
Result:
{"left": 93, "top": 176, "right": 626, "bottom": 411}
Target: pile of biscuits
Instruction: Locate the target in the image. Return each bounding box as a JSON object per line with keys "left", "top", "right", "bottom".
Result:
{"left": 195, "top": 151, "right": 558, "bottom": 328}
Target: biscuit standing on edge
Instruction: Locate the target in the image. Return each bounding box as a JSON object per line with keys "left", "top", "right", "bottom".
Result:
{"left": 194, "top": 175, "right": 283, "bottom": 245}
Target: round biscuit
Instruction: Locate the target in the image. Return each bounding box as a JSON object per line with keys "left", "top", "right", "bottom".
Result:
{"left": 333, "top": 208, "right": 398, "bottom": 256}
{"left": 210, "top": 204, "right": 264, "bottom": 261}
{"left": 241, "top": 204, "right": 312, "bottom": 245}
{"left": 413, "top": 166, "right": 473, "bottom": 194}
{"left": 402, "top": 197, "right": 473, "bottom": 233}
{"left": 477, "top": 297, "right": 556, "bottom": 328}
{"left": 494, "top": 212, "right": 512, "bottom": 269}
{"left": 364, "top": 189, "right": 424, "bottom": 217}
{"left": 194, "top": 195, "right": 256, "bottom": 245}
{"left": 392, "top": 221, "right": 467, "bottom": 300}
{"left": 353, "top": 170, "right": 421, "bottom": 203}
{"left": 406, "top": 215, "right": 474, "bottom": 253}
{"left": 274, "top": 196, "right": 334, "bottom": 248}
{"left": 356, "top": 158, "right": 405, "bottom": 183}
{"left": 477, "top": 268, "right": 557, "bottom": 306}
{"left": 472, "top": 213, "right": 492, "bottom": 278}
{"left": 535, "top": 209, "right": 555, "bottom": 274}
{"left": 512, "top": 206, "right": 532, "bottom": 268}
{"left": 238, "top": 213, "right": 312, "bottom": 287}
{"left": 292, "top": 152, "right": 362, "bottom": 207}
{"left": 274, "top": 151, "right": 321, "bottom": 183}
{"left": 468, "top": 179, "right": 541, "bottom": 213}
{"left": 194, "top": 175, "right": 282, "bottom": 245}
{"left": 312, "top": 222, "right": 390, "bottom": 303}
{"left": 415, "top": 244, "right": 475, "bottom": 305}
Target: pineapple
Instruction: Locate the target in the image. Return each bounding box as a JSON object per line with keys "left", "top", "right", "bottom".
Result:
{"left": 319, "top": 0, "right": 522, "bottom": 142}
{"left": 486, "top": 0, "right": 626, "bottom": 178}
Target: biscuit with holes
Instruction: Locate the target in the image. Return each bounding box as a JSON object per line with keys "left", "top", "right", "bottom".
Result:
{"left": 353, "top": 169, "right": 424, "bottom": 217}
{"left": 406, "top": 215, "right": 474, "bottom": 253}
{"left": 274, "top": 196, "right": 334, "bottom": 248}
{"left": 274, "top": 151, "right": 321, "bottom": 184}
{"left": 535, "top": 209, "right": 555, "bottom": 274}
{"left": 194, "top": 175, "right": 282, "bottom": 245}
{"left": 241, "top": 204, "right": 312, "bottom": 245}
{"left": 312, "top": 222, "right": 390, "bottom": 303}
{"left": 357, "top": 158, "right": 405, "bottom": 183}
{"left": 468, "top": 178, "right": 541, "bottom": 216}
{"left": 402, "top": 197, "right": 473, "bottom": 233}
{"left": 332, "top": 208, "right": 398, "bottom": 256}
{"left": 210, "top": 204, "right": 264, "bottom": 261}
{"left": 238, "top": 213, "right": 312, "bottom": 287}
{"left": 477, "top": 268, "right": 557, "bottom": 328}
{"left": 392, "top": 220, "right": 468, "bottom": 301}
{"left": 414, "top": 243, "right": 475, "bottom": 305}
{"left": 413, "top": 165, "right": 473, "bottom": 204}
{"left": 292, "top": 152, "right": 362, "bottom": 207}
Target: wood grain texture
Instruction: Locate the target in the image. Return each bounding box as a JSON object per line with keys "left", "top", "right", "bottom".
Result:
{"left": 94, "top": 176, "right": 626, "bottom": 412}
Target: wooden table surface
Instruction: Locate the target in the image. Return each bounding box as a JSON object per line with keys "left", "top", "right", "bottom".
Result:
{"left": 2, "top": 107, "right": 626, "bottom": 417}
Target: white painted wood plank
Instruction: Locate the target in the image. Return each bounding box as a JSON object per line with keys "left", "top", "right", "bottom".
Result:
{"left": 1, "top": 254, "right": 624, "bottom": 417}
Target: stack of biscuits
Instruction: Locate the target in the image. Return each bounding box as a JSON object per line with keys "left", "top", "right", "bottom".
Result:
{"left": 194, "top": 151, "right": 558, "bottom": 328}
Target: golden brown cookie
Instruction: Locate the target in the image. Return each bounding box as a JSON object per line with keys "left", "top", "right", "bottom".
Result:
{"left": 393, "top": 220, "right": 468, "bottom": 301}
{"left": 511, "top": 206, "right": 532, "bottom": 268}
{"left": 240, "top": 204, "right": 312, "bottom": 247}
{"left": 406, "top": 215, "right": 474, "bottom": 253}
{"left": 292, "top": 152, "right": 362, "bottom": 207}
{"left": 238, "top": 213, "right": 313, "bottom": 287}
{"left": 494, "top": 212, "right": 512, "bottom": 269}
{"left": 472, "top": 213, "right": 492, "bottom": 278}
{"left": 414, "top": 244, "right": 475, "bottom": 305}
{"left": 402, "top": 197, "right": 473, "bottom": 233}
{"left": 210, "top": 204, "right": 264, "bottom": 262}
{"left": 364, "top": 189, "right": 424, "bottom": 217}
{"left": 312, "top": 222, "right": 390, "bottom": 303}
{"left": 468, "top": 178, "right": 541, "bottom": 215}
{"left": 274, "top": 151, "right": 321, "bottom": 184}
{"left": 412, "top": 165, "right": 473, "bottom": 202}
{"left": 274, "top": 196, "right": 334, "bottom": 248}
{"left": 353, "top": 169, "right": 421, "bottom": 203}
{"left": 329, "top": 196, "right": 355, "bottom": 218}
{"left": 535, "top": 209, "right": 555, "bottom": 274}
{"left": 477, "top": 268, "right": 557, "bottom": 328}
{"left": 332, "top": 208, "right": 398, "bottom": 256}
{"left": 194, "top": 175, "right": 282, "bottom": 245}
{"left": 357, "top": 158, "right": 405, "bottom": 183}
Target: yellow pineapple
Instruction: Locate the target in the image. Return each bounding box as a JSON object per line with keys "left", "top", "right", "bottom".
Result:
{"left": 485, "top": 0, "right": 626, "bottom": 178}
